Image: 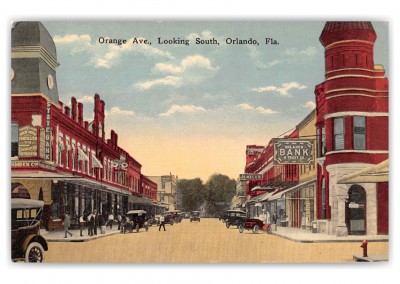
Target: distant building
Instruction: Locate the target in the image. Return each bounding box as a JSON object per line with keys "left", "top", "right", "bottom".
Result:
{"left": 147, "top": 174, "right": 178, "bottom": 211}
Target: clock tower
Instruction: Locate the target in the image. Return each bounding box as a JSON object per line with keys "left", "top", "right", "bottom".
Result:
{"left": 11, "top": 21, "right": 60, "bottom": 104}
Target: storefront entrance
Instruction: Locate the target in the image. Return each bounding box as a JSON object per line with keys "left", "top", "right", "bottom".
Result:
{"left": 345, "top": 185, "right": 366, "bottom": 235}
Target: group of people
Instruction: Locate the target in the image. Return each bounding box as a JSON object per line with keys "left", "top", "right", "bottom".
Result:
{"left": 63, "top": 210, "right": 125, "bottom": 238}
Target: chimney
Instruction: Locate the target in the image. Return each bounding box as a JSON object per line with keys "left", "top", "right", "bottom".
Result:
{"left": 84, "top": 121, "right": 88, "bottom": 130}
{"left": 64, "top": 106, "right": 70, "bottom": 117}
{"left": 71, "top": 97, "right": 77, "bottom": 121}
{"left": 78, "top": 103, "right": 83, "bottom": 126}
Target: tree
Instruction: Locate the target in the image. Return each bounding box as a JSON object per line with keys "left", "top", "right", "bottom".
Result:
{"left": 178, "top": 178, "right": 205, "bottom": 212}
{"left": 204, "top": 174, "right": 236, "bottom": 217}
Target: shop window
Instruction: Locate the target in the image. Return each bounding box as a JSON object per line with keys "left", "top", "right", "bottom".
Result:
{"left": 51, "top": 183, "right": 61, "bottom": 219}
{"left": 11, "top": 123, "right": 19, "bottom": 157}
{"left": 353, "top": 116, "right": 366, "bottom": 150}
{"left": 333, "top": 117, "right": 344, "bottom": 150}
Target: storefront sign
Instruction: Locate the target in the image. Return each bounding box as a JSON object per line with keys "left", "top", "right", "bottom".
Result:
{"left": 240, "top": 174, "right": 263, "bottom": 180}
{"left": 11, "top": 160, "right": 56, "bottom": 170}
{"left": 274, "top": 139, "right": 314, "bottom": 165}
{"left": 45, "top": 101, "right": 52, "bottom": 161}
{"left": 18, "top": 126, "right": 38, "bottom": 157}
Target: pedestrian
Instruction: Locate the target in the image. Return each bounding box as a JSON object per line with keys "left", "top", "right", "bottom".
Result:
{"left": 88, "top": 212, "right": 94, "bottom": 236}
{"left": 94, "top": 210, "right": 99, "bottom": 235}
{"left": 117, "top": 212, "right": 122, "bottom": 230}
{"left": 159, "top": 215, "right": 166, "bottom": 231}
{"left": 120, "top": 214, "right": 127, "bottom": 233}
{"left": 266, "top": 211, "right": 271, "bottom": 224}
{"left": 272, "top": 213, "right": 277, "bottom": 225}
{"left": 63, "top": 213, "right": 73, "bottom": 238}
{"left": 79, "top": 214, "right": 85, "bottom": 237}
{"left": 108, "top": 212, "right": 114, "bottom": 230}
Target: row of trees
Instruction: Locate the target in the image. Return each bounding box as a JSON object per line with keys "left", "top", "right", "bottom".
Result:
{"left": 178, "top": 173, "right": 236, "bottom": 216}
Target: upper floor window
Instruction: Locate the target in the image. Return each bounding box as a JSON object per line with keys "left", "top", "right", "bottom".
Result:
{"left": 333, "top": 117, "right": 344, "bottom": 150}
{"left": 353, "top": 116, "right": 366, "bottom": 150}
{"left": 321, "top": 127, "right": 326, "bottom": 156}
{"left": 11, "top": 123, "right": 19, "bottom": 157}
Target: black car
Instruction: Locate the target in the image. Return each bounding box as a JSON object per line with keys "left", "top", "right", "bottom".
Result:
{"left": 224, "top": 210, "right": 247, "bottom": 228}
{"left": 190, "top": 211, "right": 200, "bottom": 222}
{"left": 123, "top": 210, "right": 149, "bottom": 233}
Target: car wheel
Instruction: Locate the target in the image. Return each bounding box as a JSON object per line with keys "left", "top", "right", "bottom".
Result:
{"left": 266, "top": 226, "right": 272, "bottom": 234}
{"left": 239, "top": 225, "right": 244, "bottom": 233}
{"left": 226, "top": 222, "right": 230, "bottom": 228}
{"left": 253, "top": 225, "right": 259, "bottom": 234}
{"left": 25, "top": 242, "right": 45, "bottom": 263}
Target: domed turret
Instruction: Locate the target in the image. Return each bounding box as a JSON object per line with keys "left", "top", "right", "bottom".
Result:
{"left": 11, "top": 21, "right": 60, "bottom": 104}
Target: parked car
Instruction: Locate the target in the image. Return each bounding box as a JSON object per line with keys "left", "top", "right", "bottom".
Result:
{"left": 11, "top": 198, "right": 48, "bottom": 262}
{"left": 190, "top": 211, "right": 200, "bottom": 222}
{"left": 224, "top": 210, "right": 247, "bottom": 228}
{"left": 219, "top": 211, "right": 228, "bottom": 223}
{"left": 239, "top": 218, "right": 272, "bottom": 234}
{"left": 123, "top": 210, "right": 149, "bottom": 233}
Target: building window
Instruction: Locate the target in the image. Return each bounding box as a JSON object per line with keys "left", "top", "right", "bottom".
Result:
{"left": 72, "top": 145, "right": 76, "bottom": 170}
{"left": 353, "top": 116, "right": 366, "bottom": 150}
{"left": 316, "top": 128, "right": 320, "bottom": 157}
{"left": 321, "top": 127, "right": 326, "bottom": 156}
{"left": 321, "top": 177, "right": 326, "bottom": 219}
{"left": 11, "top": 123, "right": 19, "bottom": 157}
{"left": 333, "top": 117, "right": 344, "bottom": 150}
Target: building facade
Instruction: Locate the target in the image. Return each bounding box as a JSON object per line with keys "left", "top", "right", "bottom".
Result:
{"left": 11, "top": 22, "right": 157, "bottom": 230}
{"left": 148, "top": 174, "right": 178, "bottom": 211}
{"left": 314, "top": 22, "right": 389, "bottom": 236}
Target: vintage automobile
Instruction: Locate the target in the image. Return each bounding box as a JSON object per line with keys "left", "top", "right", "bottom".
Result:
{"left": 224, "top": 210, "right": 247, "bottom": 228}
{"left": 123, "top": 210, "right": 149, "bottom": 233}
{"left": 238, "top": 218, "right": 272, "bottom": 234}
{"left": 11, "top": 198, "right": 48, "bottom": 262}
{"left": 163, "top": 210, "right": 182, "bottom": 224}
{"left": 190, "top": 211, "right": 200, "bottom": 222}
{"left": 219, "top": 211, "right": 228, "bottom": 223}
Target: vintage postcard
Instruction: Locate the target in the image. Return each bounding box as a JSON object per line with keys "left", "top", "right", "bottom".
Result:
{"left": 10, "top": 20, "right": 389, "bottom": 263}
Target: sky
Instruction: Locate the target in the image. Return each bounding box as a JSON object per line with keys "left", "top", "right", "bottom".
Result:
{"left": 42, "top": 21, "right": 389, "bottom": 181}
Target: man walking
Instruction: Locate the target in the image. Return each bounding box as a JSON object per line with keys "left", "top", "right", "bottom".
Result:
{"left": 63, "top": 213, "right": 73, "bottom": 238}
{"left": 159, "top": 215, "right": 166, "bottom": 231}
{"left": 79, "top": 214, "right": 85, "bottom": 237}
{"left": 94, "top": 210, "right": 99, "bottom": 235}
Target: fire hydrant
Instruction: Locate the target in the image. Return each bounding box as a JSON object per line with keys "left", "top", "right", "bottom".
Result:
{"left": 360, "top": 240, "right": 368, "bottom": 257}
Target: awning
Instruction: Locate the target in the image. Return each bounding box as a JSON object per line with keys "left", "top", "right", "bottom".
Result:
{"left": 78, "top": 148, "right": 89, "bottom": 161}
{"left": 338, "top": 160, "right": 388, "bottom": 184}
{"left": 91, "top": 155, "right": 103, "bottom": 168}
{"left": 268, "top": 178, "right": 316, "bottom": 201}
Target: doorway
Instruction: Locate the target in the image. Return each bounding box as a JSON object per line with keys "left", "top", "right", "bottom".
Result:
{"left": 346, "top": 185, "right": 366, "bottom": 235}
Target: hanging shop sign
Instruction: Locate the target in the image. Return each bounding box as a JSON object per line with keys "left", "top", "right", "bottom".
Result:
{"left": 240, "top": 173, "right": 263, "bottom": 180}
{"left": 45, "top": 101, "right": 52, "bottom": 161}
{"left": 274, "top": 139, "right": 314, "bottom": 165}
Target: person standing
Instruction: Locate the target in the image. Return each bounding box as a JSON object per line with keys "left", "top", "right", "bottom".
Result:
{"left": 79, "top": 214, "right": 85, "bottom": 237}
{"left": 63, "top": 213, "right": 73, "bottom": 238}
{"left": 88, "top": 212, "right": 94, "bottom": 236}
{"left": 117, "top": 212, "right": 122, "bottom": 230}
{"left": 94, "top": 210, "right": 99, "bottom": 235}
{"left": 159, "top": 215, "right": 166, "bottom": 231}
{"left": 108, "top": 212, "right": 114, "bottom": 230}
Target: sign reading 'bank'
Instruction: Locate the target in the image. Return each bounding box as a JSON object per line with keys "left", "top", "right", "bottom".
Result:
{"left": 274, "top": 139, "right": 314, "bottom": 165}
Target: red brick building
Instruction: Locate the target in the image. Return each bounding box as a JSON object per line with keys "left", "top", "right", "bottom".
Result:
{"left": 11, "top": 22, "right": 159, "bottom": 230}
{"left": 314, "top": 22, "right": 389, "bottom": 236}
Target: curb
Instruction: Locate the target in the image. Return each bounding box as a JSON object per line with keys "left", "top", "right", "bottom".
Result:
{"left": 271, "top": 232, "right": 389, "bottom": 243}
{"left": 45, "top": 230, "right": 121, "bottom": 243}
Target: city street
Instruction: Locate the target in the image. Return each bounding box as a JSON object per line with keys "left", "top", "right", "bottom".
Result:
{"left": 45, "top": 218, "right": 388, "bottom": 262}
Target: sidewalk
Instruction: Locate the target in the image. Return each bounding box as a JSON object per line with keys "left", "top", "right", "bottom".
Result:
{"left": 271, "top": 226, "right": 389, "bottom": 243}
{"left": 41, "top": 225, "right": 124, "bottom": 242}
